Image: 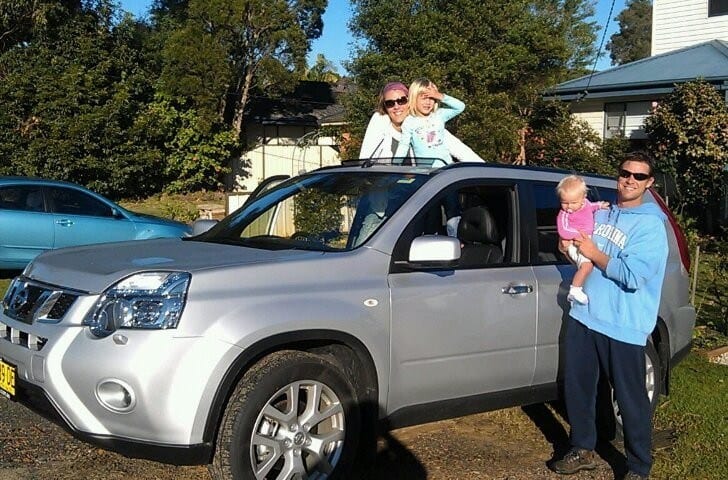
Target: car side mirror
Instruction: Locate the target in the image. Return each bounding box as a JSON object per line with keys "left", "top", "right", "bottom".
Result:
{"left": 192, "top": 219, "right": 218, "bottom": 235}
{"left": 402, "top": 235, "right": 461, "bottom": 269}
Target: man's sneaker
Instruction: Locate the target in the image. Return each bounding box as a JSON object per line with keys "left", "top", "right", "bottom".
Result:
{"left": 549, "top": 448, "right": 598, "bottom": 474}
{"left": 624, "top": 472, "right": 649, "bottom": 480}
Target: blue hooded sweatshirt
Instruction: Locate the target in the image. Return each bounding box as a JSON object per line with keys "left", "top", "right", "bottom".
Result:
{"left": 570, "top": 201, "right": 668, "bottom": 346}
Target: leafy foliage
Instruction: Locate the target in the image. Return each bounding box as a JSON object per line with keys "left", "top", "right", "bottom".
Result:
{"left": 0, "top": 4, "right": 160, "bottom": 198}
{"left": 293, "top": 189, "right": 343, "bottom": 235}
{"left": 159, "top": 0, "right": 327, "bottom": 135}
{"left": 606, "top": 0, "right": 652, "bottom": 66}
{"left": 644, "top": 80, "right": 728, "bottom": 232}
{"left": 346, "top": 0, "right": 599, "bottom": 169}
{"left": 524, "top": 101, "right": 613, "bottom": 174}
{"left": 302, "top": 53, "right": 340, "bottom": 82}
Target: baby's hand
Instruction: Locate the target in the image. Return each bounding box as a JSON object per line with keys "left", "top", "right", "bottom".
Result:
{"left": 598, "top": 201, "right": 610, "bottom": 209}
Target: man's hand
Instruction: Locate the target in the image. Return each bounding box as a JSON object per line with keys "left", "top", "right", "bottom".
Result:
{"left": 573, "top": 232, "right": 609, "bottom": 270}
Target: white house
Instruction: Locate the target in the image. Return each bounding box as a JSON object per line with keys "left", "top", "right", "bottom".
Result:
{"left": 226, "top": 80, "right": 350, "bottom": 212}
{"left": 652, "top": 0, "right": 728, "bottom": 55}
{"left": 546, "top": 0, "right": 728, "bottom": 143}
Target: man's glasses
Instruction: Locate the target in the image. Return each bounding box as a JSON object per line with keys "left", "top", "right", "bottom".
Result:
{"left": 619, "top": 169, "right": 651, "bottom": 181}
{"left": 384, "top": 96, "right": 408, "bottom": 108}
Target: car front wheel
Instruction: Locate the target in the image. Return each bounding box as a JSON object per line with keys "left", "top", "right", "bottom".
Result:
{"left": 210, "top": 350, "right": 360, "bottom": 480}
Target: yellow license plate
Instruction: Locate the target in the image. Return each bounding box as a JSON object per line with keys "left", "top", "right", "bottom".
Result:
{"left": 0, "top": 359, "right": 16, "bottom": 399}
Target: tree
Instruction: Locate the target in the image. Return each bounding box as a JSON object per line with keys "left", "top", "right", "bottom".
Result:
{"left": 525, "top": 101, "right": 612, "bottom": 174}
{"left": 346, "top": 0, "right": 598, "bottom": 167}
{"left": 644, "top": 80, "right": 728, "bottom": 232}
{"left": 0, "top": 0, "right": 80, "bottom": 53}
{"left": 0, "top": 0, "right": 237, "bottom": 198}
{"left": 159, "top": 0, "right": 327, "bottom": 137}
{"left": 606, "top": 0, "right": 651, "bottom": 66}
{"left": 302, "top": 53, "right": 340, "bottom": 82}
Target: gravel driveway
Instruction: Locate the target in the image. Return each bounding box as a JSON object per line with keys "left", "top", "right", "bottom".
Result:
{"left": 1, "top": 395, "right": 629, "bottom": 480}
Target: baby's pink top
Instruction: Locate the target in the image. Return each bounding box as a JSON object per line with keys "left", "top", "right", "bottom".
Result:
{"left": 557, "top": 199, "right": 602, "bottom": 240}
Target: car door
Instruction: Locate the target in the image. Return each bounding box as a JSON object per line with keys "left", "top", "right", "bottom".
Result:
{"left": 0, "top": 185, "right": 54, "bottom": 267}
{"left": 47, "top": 186, "right": 136, "bottom": 249}
{"left": 387, "top": 182, "right": 538, "bottom": 414}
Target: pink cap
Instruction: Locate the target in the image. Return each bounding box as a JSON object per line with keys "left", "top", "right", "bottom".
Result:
{"left": 382, "top": 82, "right": 408, "bottom": 96}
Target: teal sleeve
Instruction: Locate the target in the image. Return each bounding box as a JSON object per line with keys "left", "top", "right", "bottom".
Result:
{"left": 437, "top": 94, "right": 465, "bottom": 123}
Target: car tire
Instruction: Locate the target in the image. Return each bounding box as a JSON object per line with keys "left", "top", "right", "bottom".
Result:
{"left": 209, "top": 350, "right": 360, "bottom": 480}
{"left": 597, "top": 340, "right": 662, "bottom": 441}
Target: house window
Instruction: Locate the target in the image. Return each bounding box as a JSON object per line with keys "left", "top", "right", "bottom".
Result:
{"left": 709, "top": 0, "right": 728, "bottom": 16}
{"left": 604, "top": 103, "right": 626, "bottom": 139}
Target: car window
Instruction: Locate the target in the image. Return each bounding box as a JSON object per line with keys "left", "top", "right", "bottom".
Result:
{"left": 0, "top": 185, "right": 45, "bottom": 212}
{"left": 532, "top": 182, "right": 565, "bottom": 264}
{"left": 393, "top": 182, "right": 516, "bottom": 269}
{"left": 47, "top": 187, "right": 114, "bottom": 217}
{"left": 532, "top": 181, "right": 618, "bottom": 264}
{"left": 199, "top": 171, "right": 429, "bottom": 252}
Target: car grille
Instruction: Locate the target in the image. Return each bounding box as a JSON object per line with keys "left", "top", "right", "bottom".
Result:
{"left": 1, "top": 321, "right": 47, "bottom": 350}
{"left": 2, "top": 278, "right": 81, "bottom": 325}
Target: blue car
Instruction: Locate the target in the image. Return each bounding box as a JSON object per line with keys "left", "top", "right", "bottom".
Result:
{"left": 0, "top": 177, "right": 191, "bottom": 269}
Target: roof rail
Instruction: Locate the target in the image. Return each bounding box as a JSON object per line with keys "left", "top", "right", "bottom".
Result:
{"left": 341, "top": 157, "right": 450, "bottom": 168}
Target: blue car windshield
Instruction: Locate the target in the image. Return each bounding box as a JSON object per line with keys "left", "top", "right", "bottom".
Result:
{"left": 198, "top": 171, "right": 428, "bottom": 251}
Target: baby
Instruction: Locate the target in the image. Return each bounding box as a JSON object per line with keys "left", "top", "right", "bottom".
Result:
{"left": 556, "top": 175, "right": 609, "bottom": 304}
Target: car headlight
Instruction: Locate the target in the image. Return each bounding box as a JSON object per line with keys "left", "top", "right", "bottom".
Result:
{"left": 84, "top": 272, "right": 191, "bottom": 338}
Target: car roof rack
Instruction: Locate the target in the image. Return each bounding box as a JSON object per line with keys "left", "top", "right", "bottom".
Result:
{"left": 341, "top": 157, "right": 451, "bottom": 168}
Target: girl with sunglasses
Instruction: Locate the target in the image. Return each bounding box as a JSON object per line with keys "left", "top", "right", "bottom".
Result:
{"left": 359, "top": 81, "right": 482, "bottom": 162}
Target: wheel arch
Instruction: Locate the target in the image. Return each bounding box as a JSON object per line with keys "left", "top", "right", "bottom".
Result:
{"left": 201, "top": 329, "right": 380, "bottom": 457}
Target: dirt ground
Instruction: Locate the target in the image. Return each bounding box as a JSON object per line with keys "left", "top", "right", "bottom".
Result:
{"left": 1, "top": 394, "right": 651, "bottom": 480}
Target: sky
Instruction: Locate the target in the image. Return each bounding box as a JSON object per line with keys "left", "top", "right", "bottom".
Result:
{"left": 119, "top": 0, "right": 628, "bottom": 73}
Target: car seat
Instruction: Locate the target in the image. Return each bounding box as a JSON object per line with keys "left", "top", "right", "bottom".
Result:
{"left": 457, "top": 205, "right": 503, "bottom": 265}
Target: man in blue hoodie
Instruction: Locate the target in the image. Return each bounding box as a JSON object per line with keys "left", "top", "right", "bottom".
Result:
{"left": 550, "top": 152, "right": 668, "bottom": 480}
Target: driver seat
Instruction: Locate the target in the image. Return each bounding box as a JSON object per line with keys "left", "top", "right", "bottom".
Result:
{"left": 457, "top": 205, "right": 503, "bottom": 265}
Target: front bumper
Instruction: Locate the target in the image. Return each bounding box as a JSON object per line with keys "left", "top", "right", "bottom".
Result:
{"left": 0, "top": 304, "right": 236, "bottom": 464}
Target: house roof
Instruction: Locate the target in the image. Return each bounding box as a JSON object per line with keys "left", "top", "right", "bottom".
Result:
{"left": 246, "top": 80, "right": 348, "bottom": 127}
{"left": 546, "top": 40, "right": 728, "bottom": 101}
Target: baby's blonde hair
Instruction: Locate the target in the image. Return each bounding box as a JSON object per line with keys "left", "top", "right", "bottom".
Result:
{"left": 556, "top": 175, "right": 588, "bottom": 198}
{"left": 408, "top": 78, "right": 439, "bottom": 117}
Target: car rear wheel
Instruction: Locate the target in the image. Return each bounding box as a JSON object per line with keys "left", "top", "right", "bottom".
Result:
{"left": 210, "top": 350, "right": 360, "bottom": 480}
{"left": 599, "top": 340, "right": 662, "bottom": 440}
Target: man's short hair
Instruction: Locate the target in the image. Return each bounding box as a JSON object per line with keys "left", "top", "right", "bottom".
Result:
{"left": 620, "top": 151, "right": 656, "bottom": 176}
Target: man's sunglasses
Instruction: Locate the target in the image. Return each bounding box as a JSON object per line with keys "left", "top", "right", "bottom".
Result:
{"left": 384, "top": 96, "right": 408, "bottom": 108}
{"left": 619, "top": 169, "right": 651, "bottom": 181}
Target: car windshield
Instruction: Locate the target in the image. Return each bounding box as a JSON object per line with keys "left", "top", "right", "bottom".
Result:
{"left": 196, "top": 171, "right": 428, "bottom": 251}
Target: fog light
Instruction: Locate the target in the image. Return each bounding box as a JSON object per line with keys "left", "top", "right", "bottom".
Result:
{"left": 96, "top": 379, "right": 136, "bottom": 413}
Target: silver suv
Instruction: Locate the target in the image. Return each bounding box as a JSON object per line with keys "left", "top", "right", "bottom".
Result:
{"left": 0, "top": 162, "right": 695, "bottom": 479}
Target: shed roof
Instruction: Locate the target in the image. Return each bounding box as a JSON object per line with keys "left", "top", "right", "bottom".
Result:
{"left": 546, "top": 40, "right": 728, "bottom": 101}
{"left": 246, "top": 80, "right": 348, "bottom": 127}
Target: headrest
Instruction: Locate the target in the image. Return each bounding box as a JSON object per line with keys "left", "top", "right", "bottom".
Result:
{"left": 458, "top": 206, "right": 499, "bottom": 244}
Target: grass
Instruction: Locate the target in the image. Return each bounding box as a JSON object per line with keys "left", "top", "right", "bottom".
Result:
{"left": 653, "top": 353, "right": 728, "bottom": 479}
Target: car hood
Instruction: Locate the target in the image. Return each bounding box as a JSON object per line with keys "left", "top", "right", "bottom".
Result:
{"left": 128, "top": 211, "right": 189, "bottom": 228}
{"left": 24, "top": 238, "right": 323, "bottom": 293}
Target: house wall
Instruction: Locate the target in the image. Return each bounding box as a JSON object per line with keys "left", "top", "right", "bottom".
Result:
{"left": 227, "top": 124, "right": 341, "bottom": 212}
{"left": 570, "top": 98, "right": 657, "bottom": 141}
{"left": 652, "top": 0, "right": 728, "bottom": 55}
{"left": 570, "top": 100, "right": 605, "bottom": 137}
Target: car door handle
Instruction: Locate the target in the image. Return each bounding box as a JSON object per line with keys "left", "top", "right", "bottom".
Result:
{"left": 501, "top": 284, "right": 534, "bottom": 295}
{"left": 55, "top": 219, "right": 74, "bottom": 227}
